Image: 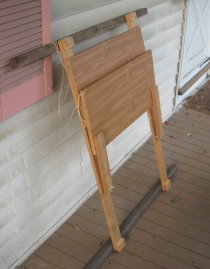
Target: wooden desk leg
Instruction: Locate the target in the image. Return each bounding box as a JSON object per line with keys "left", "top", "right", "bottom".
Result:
{"left": 148, "top": 87, "right": 171, "bottom": 191}
{"left": 94, "top": 132, "right": 125, "bottom": 252}
{"left": 148, "top": 110, "right": 171, "bottom": 191}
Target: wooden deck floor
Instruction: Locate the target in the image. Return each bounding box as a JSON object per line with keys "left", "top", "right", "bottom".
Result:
{"left": 19, "top": 106, "right": 210, "bottom": 269}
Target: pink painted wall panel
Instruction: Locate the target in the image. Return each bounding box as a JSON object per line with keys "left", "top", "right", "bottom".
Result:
{"left": 0, "top": 74, "right": 45, "bottom": 120}
{"left": 0, "top": 0, "right": 52, "bottom": 121}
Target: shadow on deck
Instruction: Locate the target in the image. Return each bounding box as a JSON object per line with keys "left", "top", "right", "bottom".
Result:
{"left": 19, "top": 106, "right": 210, "bottom": 269}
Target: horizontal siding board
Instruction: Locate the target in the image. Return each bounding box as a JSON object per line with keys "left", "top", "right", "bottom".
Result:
{"left": 0, "top": 155, "right": 25, "bottom": 185}
{"left": 51, "top": 0, "right": 169, "bottom": 40}
{"left": 0, "top": 205, "right": 15, "bottom": 230}
{"left": 139, "top": 0, "right": 184, "bottom": 27}
{"left": 152, "top": 38, "right": 181, "bottom": 63}
{"left": 0, "top": 175, "right": 27, "bottom": 208}
{"left": 0, "top": 237, "right": 19, "bottom": 269}
{"left": 2, "top": 101, "right": 82, "bottom": 179}
{"left": 23, "top": 115, "right": 81, "bottom": 168}
{"left": 24, "top": 132, "right": 83, "bottom": 187}
{"left": 3, "top": 101, "right": 75, "bottom": 156}
{"left": 18, "top": 150, "right": 87, "bottom": 223}
{"left": 154, "top": 51, "right": 180, "bottom": 80}
{"left": 159, "top": 76, "right": 177, "bottom": 96}
{"left": 14, "top": 149, "right": 85, "bottom": 215}
{"left": 155, "top": 67, "right": 178, "bottom": 89}
{"left": 144, "top": 24, "right": 182, "bottom": 50}
{"left": 51, "top": 0, "right": 123, "bottom": 20}
{"left": 0, "top": 83, "right": 64, "bottom": 144}
{"left": 142, "top": 10, "right": 183, "bottom": 41}
{"left": 0, "top": 152, "right": 95, "bottom": 269}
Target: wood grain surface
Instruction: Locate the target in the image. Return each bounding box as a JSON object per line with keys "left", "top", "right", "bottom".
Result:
{"left": 70, "top": 27, "right": 145, "bottom": 90}
{"left": 81, "top": 51, "right": 155, "bottom": 145}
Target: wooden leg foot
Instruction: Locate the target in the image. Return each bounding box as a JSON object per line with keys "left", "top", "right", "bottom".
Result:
{"left": 162, "top": 179, "right": 171, "bottom": 191}
{"left": 114, "top": 237, "right": 126, "bottom": 252}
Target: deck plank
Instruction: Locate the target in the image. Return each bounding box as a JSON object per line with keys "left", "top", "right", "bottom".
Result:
{"left": 86, "top": 195, "right": 210, "bottom": 258}
{"left": 177, "top": 108, "right": 210, "bottom": 128}
{"left": 117, "top": 172, "right": 210, "bottom": 232}
{"left": 23, "top": 255, "right": 58, "bottom": 269}
{"left": 163, "top": 128, "right": 210, "bottom": 158}
{"left": 168, "top": 115, "right": 210, "bottom": 138}
{"left": 132, "top": 153, "right": 210, "bottom": 198}
{"left": 144, "top": 144, "right": 210, "bottom": 181}
{"left": 115, "top": 169, "right": 210, "bottom": 207}
{"left": 77, "top": 204, "right": 210, "bottom": 269}
{"left": 34, "top": 244, "right": 84, "bottom": 269}
{"left": 164, "top": 124, "right": 209, "bottom": 150}
{"left": 136, "top": 149, "right": 210, "bottom": 190}
{"left": 46, "top": 233, "right": 94, "bottom": 263}
{"left": 132, "top": 154, "right": 210, "bottom": 206}
{"left": 70, "top": 212, "right": 201, "bottom": 269}
{"left": 173, "top": 114, "right": 210, "bottom": 133}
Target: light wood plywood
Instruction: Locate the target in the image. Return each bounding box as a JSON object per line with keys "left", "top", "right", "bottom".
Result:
{"left": 81, "top": 51, "right": 154, "bottom": 144}
{"left": 70, "top": 27, "right": 145, "bottom": 90}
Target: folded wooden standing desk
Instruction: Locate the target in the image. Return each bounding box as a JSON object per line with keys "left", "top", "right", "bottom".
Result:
{"left": 58, "top": 12, "right": 171, "bottom": 252}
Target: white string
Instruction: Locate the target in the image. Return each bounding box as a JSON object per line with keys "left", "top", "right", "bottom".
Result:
{"left": 54, "top": 41, "right": 78, "bottom": 125}
{"left": 57, "top": 62, "right": 65, "bottom": 122}
{"left": 54, "top": 41, "right": 85, "bottom": 126}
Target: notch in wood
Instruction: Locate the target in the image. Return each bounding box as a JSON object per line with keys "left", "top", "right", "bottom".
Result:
{"left": 126, "top": 12, "right": 138, "bottom": 29}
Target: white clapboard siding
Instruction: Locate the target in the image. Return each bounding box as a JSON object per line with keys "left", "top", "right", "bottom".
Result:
{"left": 0, "top": 1, "right": 185, "bottom": 268}
{"left": 51, "top": 0, "right": 122, "bottom": 19}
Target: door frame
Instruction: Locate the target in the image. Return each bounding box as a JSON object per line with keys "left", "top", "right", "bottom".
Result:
{"left": 175, "top": 0, "right": 209, "bottom": 107}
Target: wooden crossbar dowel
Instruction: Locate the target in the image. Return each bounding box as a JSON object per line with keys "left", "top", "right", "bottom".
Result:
{"left": 9, "top": 8, "right": 147, "bottom": 69}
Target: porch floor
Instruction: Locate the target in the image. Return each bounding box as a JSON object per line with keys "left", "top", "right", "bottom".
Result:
{"left": 19, "top": 106, "right": 210, "bottom": 269}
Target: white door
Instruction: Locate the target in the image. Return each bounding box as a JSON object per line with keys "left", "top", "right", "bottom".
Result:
{"left": 179, "top": 0, "right": 210, "bottom": 88}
